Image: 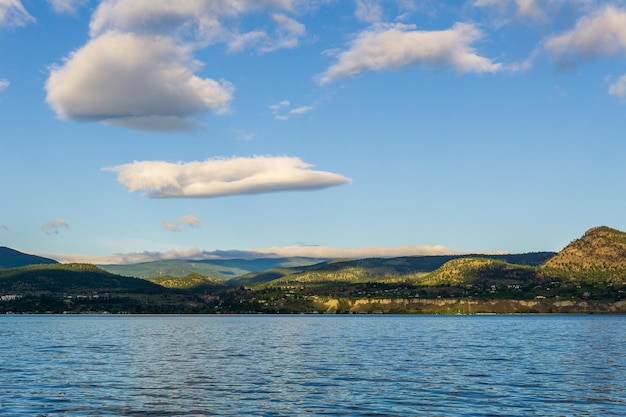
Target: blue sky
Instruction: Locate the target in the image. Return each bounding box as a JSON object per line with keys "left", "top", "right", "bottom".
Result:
{"left": 1, "top": 0, "right": 626, "bottom": 263}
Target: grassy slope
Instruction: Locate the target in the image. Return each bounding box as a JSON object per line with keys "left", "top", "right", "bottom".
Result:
{"left": 541, "top": 226, "right": 626, "bottom": 284}
{"left": 147, "top": 272, "right": 222, "bottom": 291}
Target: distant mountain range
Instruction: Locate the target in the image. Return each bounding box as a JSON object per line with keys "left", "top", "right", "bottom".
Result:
{"left": 1, "top": 226, "right": 625, "bottom": 313}
{"left": 227, "top": 252, "right": 556, "bottom": 287}
{"left": 97, "top": 257, "right": 330, "bottom": 281}
{"left": 0, "top": 247, "right": 57, "bottom": 269}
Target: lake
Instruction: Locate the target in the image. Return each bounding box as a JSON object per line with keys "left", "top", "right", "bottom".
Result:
{"left": 0, "top": 315, "right": 624, "bottom": 416}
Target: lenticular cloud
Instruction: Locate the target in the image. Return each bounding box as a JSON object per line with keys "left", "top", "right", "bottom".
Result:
{"left": 103, "top": 156, "right": 352, "bottom": 198}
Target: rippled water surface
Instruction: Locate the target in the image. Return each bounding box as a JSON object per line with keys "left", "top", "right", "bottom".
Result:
{"left": 1, "top": 315, "right": 625, "bottom": 416}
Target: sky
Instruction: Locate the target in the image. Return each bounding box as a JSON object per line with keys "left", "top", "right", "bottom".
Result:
{"left": 1, "top": 0, "right": 626, "bottom": 264}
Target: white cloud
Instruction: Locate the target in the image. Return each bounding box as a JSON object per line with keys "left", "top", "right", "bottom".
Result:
{"left": 544, "top": 5, "right": 626, "bottom": 67}
{"left": 317, "top": 22, "right": 502, "bottom": 85}
{"left": 103, "top": 155, "right": 351, "bottom": 198}
{"left": 41, "top": 219, "right": 69, "bottom": 235}
{"left": 0, "top": 0, "right": 34, "bottom": 27}
{"left": 249, "top": 244, "right": 458, "bottom": 259}
{"left": 162, "top": 221, "right": 182, "bottom": 233}
{"left": 89, "top": 0, "right": 295, "bottom": 49}
{"left": 46, "top": 0, "right": 301, "bottom": 131}
{"left": 232, "top": 127, "right": 255, "bottom": 141}
{"left": 355, "top": 0, "right": 383, "bottom": 23}
{"left": 227, "top": 30, "right": 269, "bottom": 53}
{"left": 609, "top": 74, "right": 626, "bottom": 98}
{"left": 269, "top": 99, "right": 314, "bottom": 120}
{"left": 269, "top": 100, "right": 290, "bottom": 111}
{"left": 47, "top": 0, "right": 85, "bottom": 15}
{"left": 180, "top": 215, "right": 201, "bottom": 227}
{"left": 227, "top": 13, "right": 305, "bottom": 53}
{"left": 267, "top": 13, "right": 305, "bottom": 51}
{"left": 474, "top": 0, "right": 545, "bottom": 20}
{"left": 46, "top": 32, "right": 234, "bottom": 130}
{"left": 290, "top": 105, "right": 313, "bottom": 115}
{"left": 46, "top": 244, "right": 461, "bottom": 264}
{"left": 0, "top": 78, "right": 8, "bottom": 93}
{"left": 164, "top": 215, "right": 201, "bottom": 232}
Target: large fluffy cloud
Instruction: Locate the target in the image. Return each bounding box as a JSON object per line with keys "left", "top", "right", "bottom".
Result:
{"left": 45, "top": 0, "right": 302, "bottom": 131}
{"left": 544, "top": 5, "right": 626, "bottom": 66}
{"left": 103, "top": 155, "right": 351, "bottom": 198}
{"left": 0, "top": 0, "right": 34, "bottom": 27}
{"left": 317, "top": 22, "right": 501, "bottom": 85}
{"left": 46, "top": 32, "right": 233, "bottom": 130}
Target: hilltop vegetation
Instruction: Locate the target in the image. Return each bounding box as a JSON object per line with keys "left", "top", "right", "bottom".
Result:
{"left": 230, "top": 252, "right": 555, "bottom": 287}
{"left": 147, "top": 272, "right": 222, "bottom": 291}
{"left": 419, "top": 258, "right": 541, "bottom": 287}
{"left": 541, "top": 226, "right": 626, "bottom": 284}
{"left": 0, "top": 227, "right": 625, "bottom": 314}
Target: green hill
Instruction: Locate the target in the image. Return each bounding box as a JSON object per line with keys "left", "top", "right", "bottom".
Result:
{"left": 231, "top": 252, "right": 556, "bottom": 287}
{"left": 0, "top": 263, "right": 162, "bottom": 294}
{"left": 541, "top": 226, "right": 626, "bottom": 284}
{"left": 99, "top": 257, "right": 327, "bottom": 281}
{"left": 419, "top": 257, "right": 542, "bottom": 287}
{"left": 147, "top": 272, "right": 222, "bottom": 291}
{"left": 0, "top": 247, "right": 57, "bottom": 269}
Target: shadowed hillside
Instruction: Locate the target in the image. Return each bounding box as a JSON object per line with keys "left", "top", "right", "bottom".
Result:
{"left": 229, "top": 252, "right": 556, "bottom": 287}
{"left": 0, "top": 263, "right": 162, "bottom": 293}
{"left": 99, "top": 257, "right": 327, "bottom": 281}
{"left": 0, "top": 247, "right": 57, "bottom": 269}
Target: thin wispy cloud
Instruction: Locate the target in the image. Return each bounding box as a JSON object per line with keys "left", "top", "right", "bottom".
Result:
{"left": 41, "top": 219, "right": 69, "bottom": 235}
{"left": 355, "top": 0, "right": 383, "bottom": 23}
{"left": 47, "top": 0, "right": 85, "bottom": 15}
{"left": 0, "top": 0, "right": 34, "bottom": 27}
{"left": 544, "top": 5, "right": 626, "bottom": 67}
{"left": 317, "top": 22, "right": 502, "bottom": 85}
{"left": 609, "top": 75, "right": 626, "bottom": 99}
{"left": 474, "top": 0, "right": 545, "bottom": 20}
{"left": 163, "top": 215, "right": 201, "bottom": 232}
{"left": 232, "top": 127, "right": 255, "bottom": 141}
{"left": 0, "top": 78, "right": 8, "bottom": 94}
{"left": 103, "top": 155, "right": 351, "bottom": 198}
{"left": 269, "top": 100, "right": 314, "bottom": 120}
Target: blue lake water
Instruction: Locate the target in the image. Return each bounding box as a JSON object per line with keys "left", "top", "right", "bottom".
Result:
{"left": 0, "top": 314, "right": 624, "bottom": 416}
